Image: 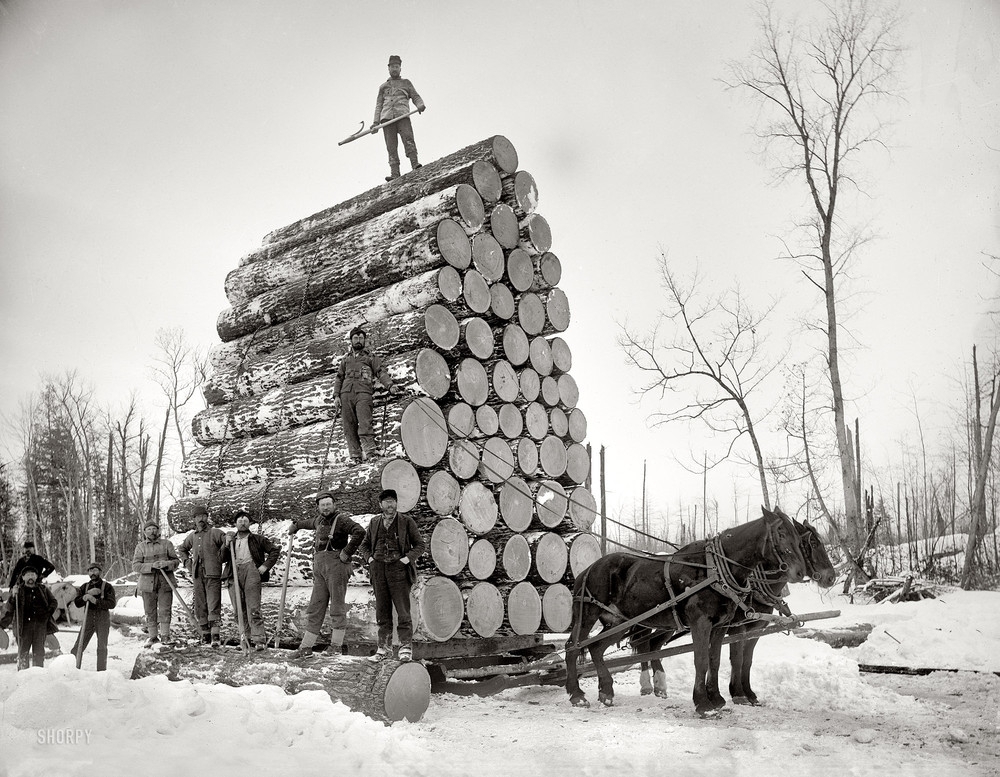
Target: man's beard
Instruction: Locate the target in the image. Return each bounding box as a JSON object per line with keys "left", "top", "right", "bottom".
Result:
{"left": 352, "top": 342, "right": 364, "bottom": 351}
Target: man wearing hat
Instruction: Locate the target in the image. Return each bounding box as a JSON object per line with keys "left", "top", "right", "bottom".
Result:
{"left": 8, "top": 540, "right": 56, "bottom": 591}
{"left": 132, "top": 520, "right": 181, "bottom": 648}
{"left": 288, "top": 492, "right": 366, "bottom": 657}
{"left": 359, "top": 488, "right": 425, "bottom": 662}
{"left": 220, "top": 510, "right": 280, "bottom": 651}
{"left": 178, "top": 505, "right": 228, "bottom": 646}
{"left": 372, "top": 54, "right": 426, "bottom": 181}
{"left": 71, "top": 562, "right": 117, "bottom": 671}
{"left": 333, "top": 325, "right": 402, "bottom": 464}
{"left": 1, "top": 564, "right": 58, "bottom": 670}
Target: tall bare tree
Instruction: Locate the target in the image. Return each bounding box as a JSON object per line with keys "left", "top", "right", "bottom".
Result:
{"left": 725, "top": 0, "right": 902, "bottom": 545}
{"left": 620, "top": 256, "right": 781, "bottom": 508}
{"left": 150, "top": 326, "right": 207, "bottom": 464}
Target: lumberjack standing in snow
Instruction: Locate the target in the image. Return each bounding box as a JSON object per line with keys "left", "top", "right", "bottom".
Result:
{"left": 288, "top": 492, "right": 366, "bottom": 657}
{"left": 1, "top": 565, "right": 58, "bottom": 670}
{"left": 360, "top": 489, "right": 425, "bottom": 662}
{"left": 71, "top": 562, "right": 117, "bottom": 671}
{"left": 178, "top": 506, "right": 227, "bottom": 646}
{"left": 221, "top": 511, "right": 280, "bottom": 651}
{"left": 8, "top": 540, "right": 56, "bottom": 590}
{"left": 333, "top": 326, "right": 402, "bottom": 464}
{"left": 132, "top": 520, "right": 180, "bottom": 648}
{"left": 372, "top": 54, "right": 425, "bottom": 181}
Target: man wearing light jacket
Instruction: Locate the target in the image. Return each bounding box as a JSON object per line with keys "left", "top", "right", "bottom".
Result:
{"left": 372, "top": 54, "right": 425, "bottom": 181}
{"left": 132, "top": 520, "right": 180, "bottom": 648}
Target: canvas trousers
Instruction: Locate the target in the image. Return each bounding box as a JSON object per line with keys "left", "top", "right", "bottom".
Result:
{"left": 303, "top": 551, "right": 351, "bottom": 635}
{"left": 16, "top": 620, "right": 47, "bottom": 670}
{"left": 191, "top": 571, "right": 222, "bottom": 636}
{"left": 370, "top": 559, "right": 413, "bottom": 647}
{"left": 73, "top": 610, "right": 111, "bottom": 671}
{"left": 141, "top": 575, "right": 172, "bottom": 639}
{"left": 382, "top": 117, "right": 418, "bottom": 169}
{"left": 340, "top": 389, "right": 375, "bottom": 459}
{"left": 229, "top": 562, "right": 266, "bottom": 644}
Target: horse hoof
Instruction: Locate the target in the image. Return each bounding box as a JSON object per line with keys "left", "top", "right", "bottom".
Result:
{"left": 640, "top": 687, "right": 653, "bottom": 696}
{"left": 732, "top": 695, "right": 751, "bottom": 706}
{"left": 570, "top": 696, "right": 590, "bottom": 708}
{"left": 653, "top": 689, "right": 668, "bottom": 699}
{"left": 598, "top": 693, "right": 614, "bottom": 707}
{"left": 697, "top": 707, "right": 722, "bottom": 719}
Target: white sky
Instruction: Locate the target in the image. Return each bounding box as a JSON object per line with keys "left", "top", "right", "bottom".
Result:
{"left": 1, "top": 0, "right": 998, "bottom": 530}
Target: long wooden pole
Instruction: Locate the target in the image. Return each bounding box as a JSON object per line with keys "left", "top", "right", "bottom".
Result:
{"left": 273, "top": 535, "right": 294, "bottom": 648}
{"left": 75, "top": 601, "right": 89, "bottom": 668}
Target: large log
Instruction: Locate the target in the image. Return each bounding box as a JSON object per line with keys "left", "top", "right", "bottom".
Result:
{"left": 567, "top": 407, "right": 588, "bottom": 443}
{"left": 518, "top": 213, "right": 553, "bottom": 256}
{"left": 478, "top": 437, "right": 515, "bottom": 484}
{"left": 497, "top": 403, "right": 524, "bottom": 438}
{"left": 540, "top": 375, "right": 561, "bottom": 407}
{"left": 564, "top": 443, "right": 591, "bottom": 485}
{"left": 514, "top": 438, "right": 538, "bottom": 477}
{"left": 258, "top": 136, "right": 517, "bottom": 251}
{"left": 474, "top": 404, "right": 499, "bottom": 436}
{"left": 502, "top": 170, "right": 539, "bottom": 220}
{"left": 501, "top": 323, "right": 529, "bottom": 365}
{"left": 425, "top": 469, "right": 461, "bottom": 515}
{"left": 400, "top": 397, "right": 449, "bottom": 467}
{"left": 411, "top": 575, "right": 464, "bottom": 642}
{"left": 194, "top": 349, "right": 435, "bottom": 445}
{"left": 167, "top": 464, "right": 385, "bottom": 532}
{"left": 525, "top": 531, "right": 568, "bottom": 584}
{"left": 217, "top": 220, "right": 472, "bottom": 342}
{"left": 528, "top": 336, "right": 553, "bottom": 376}
{"left": 429, "top": 518, "right": 470, "bottom": 576}
{"left": 565, "top": 531, "right": 602, "bottom": 577}
{"left": 455, "top": 358, "right": 489, "bottom": 406}
{"left": 505, "top": 581, "right": 542, "bottom": 635}
{"left": 130, "top": 647, "right": 431, "bottom": 724}
{"left": 380, "top": 458, "right": 421, "bottom": 513}
{"left": 531, "top": 252, "right": 562, "bottom": 291}
{"left": 459, "top": 316, "right": 494, "bottom": 360}
{"left": 549, "top": 335, "right": 572, "bottom": 373}
{"left": 489, "top": 203, "right": 520, "bottom": 249}
{"left": 549, "top": 407, "right": 569, "bottom": 437}
{"left": 208, "top": 266, "right": 464, "bottom": 379}
{"left": 540, "top": 583, "right": 573, "bottom": 632}
{"left": 205, "top": 303, "right": 460, "bottom": 406}
{"left": 491, "top": 360, "right": 520, "bottom": 402}
{"left": 226, "top": 184, "right": 486, "bottom": 305}
{"left": 501, "top": 534, "right": 530, "bottom": 582}
{"left": 505, "top": 248, "right": 534, "bottom": 293}
{"left": 448, "top": 439, "right": 480, "bottom": 480}
{"left": 464, "top": 581, "right": 504, "bottom": 638}
{"left": 489, "top": 283, "right": 515, "bottom": 321}
{"left": 471, "top": 233, "right": 505, "bottom": 281}
{"left": 567, "top": 486, "right": 598, "bottom": 531}
{"left": 467, "top": 538, "right": 497, "bottom": 580}
{"left": 535, "top": 480, "right": 568, "bottom": 528}
{"left": 519, "top": 368, "right": 541, "bottom": 402}
{"left": 461, "top": 269, "right": 492, "bottom": 315}
{"left": 458, "top": 481, "right": 498, "bottom": 535}
{"left": 499, "top": 476, "right": 533, "bottom": 531}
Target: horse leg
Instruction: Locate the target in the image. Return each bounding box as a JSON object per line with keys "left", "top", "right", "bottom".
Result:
{"left": 565, "top": 606, "right": 599, "bottom": 707}
{"left": 639, "top": 658, "right": 653, "bottom": 695}
{"left": 705, "top": 628, "right": 727, "bottom": 711}
{"left": 591, "top": 634, "right": 619, "bottom": 707}
{"left": 740, "top": 631, "right": 764, "bottom": 706}
{"left": 728, "top": 625, "right": 749, "bottom": 704}
{"left": 649, "top": 632, "right": 669, "bottom": 698}
{"left": 689, "top": 617, "right": 713, "bottom": 715}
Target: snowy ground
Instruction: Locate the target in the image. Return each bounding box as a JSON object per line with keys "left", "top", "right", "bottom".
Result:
{"left": 1, "top": 584, "right": 997, "bottom": 777}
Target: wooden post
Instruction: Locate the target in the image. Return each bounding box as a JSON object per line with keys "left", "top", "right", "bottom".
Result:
{"left": 599, "top": 445, "right": 607, "bottom": 555}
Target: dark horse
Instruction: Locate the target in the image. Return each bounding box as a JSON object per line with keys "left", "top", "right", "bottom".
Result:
{"left": 565, "top": 507, "right": 808, "bottom": 716}
{"left": 635, "top": 514, "right": 836, "bottom": 702}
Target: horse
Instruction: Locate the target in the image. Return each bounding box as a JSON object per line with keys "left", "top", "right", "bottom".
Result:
{"left": 565, "top": 507, "right": 809, "bottom": 716}
{"left": 634, "top": 513, "right": 836, "bottom": 702}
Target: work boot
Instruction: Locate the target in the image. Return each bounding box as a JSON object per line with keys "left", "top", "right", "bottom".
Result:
{"left": 368, "top": 644, "right": 390, "bottom": 663}
{"left": 143, "top": 636, "right": 160, "bottom": 649}
{"left": 409, "top": 157, "right": 421, "bottom": 171}
{"left": 291, "top": 631, "right": 318, "bottom": 659}
{"left": 323, "top": 628, "right": 346, "bottom": 656}
{"left": 398, "top": 644, "right": 413, "bottom": 662}
{"left": 254, "top": 642, "right": 266, "bottom": 652}
{"left": 210, "top": 635, "right": 221, "bottom": 648}
{"left": 385, "top": 164, "right": 400, "bottom": 182}
{"left": 201, "top": 632, "right": 211, "bottom": 645}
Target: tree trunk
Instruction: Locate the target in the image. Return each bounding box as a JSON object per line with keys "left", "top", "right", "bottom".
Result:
{"left": 458, "top": 482, "right": 498, "bottom": 535}
{"left": 427, "top": 517, "right": 470, "bottom": 576}
{"left": 501, "top": 534, "right": 530, "bottom": 581}
{"left": 564, "top": 531, "right": 602, "bottom": 577}
{"left": 467, "top": 538, "right": 497, "bottom": 580}
{"left": 502, "top": 171, "right": 539, "bottom": 220}
{"left": 464, "top": 581, "right": 504, "bottom": 637}
{"left": 525, "top": 531, "right": 568, "bottom": 584}
{"left": 130, "top": 648, "right": 431, "bottom": 723}
{"left": 505, "top": 581, "right": 542, "bottom": 635}
{"left": 540, "top": 583, "right": 573, "bottom": 632}
{"left": 410, "top": 575, "right": 464, "bottom": 642}
{"left": 961, "top": 357, "right": 1000, "bottom": 588}
{"left": 471, "top": 233, "right": 505, "bottom": 281}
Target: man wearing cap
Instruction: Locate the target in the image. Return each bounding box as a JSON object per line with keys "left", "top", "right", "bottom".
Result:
{"left": 372, "top": 54, "right": 426, "bottom": 181}
{"left": 221, "top": 510, "right": 281, "bottom": 651}
{"left": 288, "top": 492, "right": 366, "bottom": 657}
{"left": 1, "top": 564, "right": 58, "bottom": 670}
{"left": 334, "top": 326, "right": 402, "bottom": 464}
{"left": 8, "top": 540, "right": 56, "bottom": 591}
{"left": 178, "top": 506, "right": 228, "bottom": 646}
{"left": 359, "top": 488, "right": 425, "bottom": 662}
{"left": 71, "top": 562, "right": 117, "bottom": 671}
{"left": 132, "top": 520, "right": 181, "bottom": 648}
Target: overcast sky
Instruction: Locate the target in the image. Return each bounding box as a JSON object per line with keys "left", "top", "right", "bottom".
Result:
{"left": 1, "top": 0, "right": 998, "bottom": 530}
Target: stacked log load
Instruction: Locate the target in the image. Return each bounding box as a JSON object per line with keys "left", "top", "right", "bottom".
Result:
{"left": 167, "top": 136, "right": 601, "bottom": 646}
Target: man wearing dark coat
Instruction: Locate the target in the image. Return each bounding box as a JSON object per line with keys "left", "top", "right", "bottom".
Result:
{"left": 1, "top": 564, "right": 58, "bottom": 670}
{"left": 178, "top": 506, "right": 228, "bottom": 646}
{"left": 288, "top": 492, "right": 366, "bottom": 657}
{"left": 372, "top": 54, "right": 425, "bottom": 181}
{"left": 71, "top": 562, "right": 117, "bottom": 671}
{"left": 8, "top": 541, "right": 56, "bottom": 590}
{"left": 359, "top": 488, "right": 425, "bottom": 662}
{"left": 221, "top": 511, "right": 281, "bottom": 651}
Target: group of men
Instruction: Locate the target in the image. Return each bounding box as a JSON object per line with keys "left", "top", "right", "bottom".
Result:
{"left": 1, "top": 542, "right": 116, "bottom": 671}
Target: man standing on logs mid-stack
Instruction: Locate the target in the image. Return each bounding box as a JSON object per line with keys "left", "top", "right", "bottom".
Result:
{"left": 178, "top": 505, "right": 227, "bottom": 647}
{"left": 360, "top": 488, "right": 425, "bottom": 663}
{"left": 333, "top": 326, "right": 403, "bottom": 464}
{"left": 8, "top": 541, "right": 56, "bottom": 591}
{"left": 132, "top": 520, "right": 180, "bottom": 648}
{"left": 288, "top": 492, "right": 366, "bottom": 658}
{"left": 372, "top": 54, "right": 425, "bottom": 181}
{"left": 71, "top": 562, "right": 117, "bottom": 671}
{"left": 221, "top": 510, "right": 281, "bottom": 651}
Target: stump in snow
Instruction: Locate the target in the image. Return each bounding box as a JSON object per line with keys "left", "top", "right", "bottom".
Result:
{"left": 130, "top": 646, "right": 430, "bottom": 724}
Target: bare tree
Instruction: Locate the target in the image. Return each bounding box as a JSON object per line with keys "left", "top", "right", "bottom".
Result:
{"left": 620, "top": 256, "right": 781, "bottom": 508}
{"left": 725, "top": 0, "right": 903, "bottom": 545}
{"left": 150, "top": 326, "right": 206, "bottom": 465}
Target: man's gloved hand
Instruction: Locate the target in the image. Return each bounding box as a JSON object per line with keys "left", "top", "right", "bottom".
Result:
{"left": 86, "top": 587, "right": 101, "bottom": 597}
{"left": 84, "top": 594, "right": 97, "bottom": 605}
{"left": 257, "top": 565, "right": 268, "bottom": 575}
{"left": 389, "top": 385, "right": 403, "bottom": 396}
{"left": 418, "top": 105, "right": 425, "bottom": 113}
{"left": 399, "top": 556, "right": 410, "bottom": 565}
{"left": 370, "top": 126, "right": 378, "bottom": 134}
{"left": 339, "top": 551, "right": 351, "bottom": 564}
{"left": 333, "top": 397, "right": 342, "bottom": 410}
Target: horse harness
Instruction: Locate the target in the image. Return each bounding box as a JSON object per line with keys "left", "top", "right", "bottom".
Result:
{"left": 569, "top": 527, "right": 792, "bottom": 652}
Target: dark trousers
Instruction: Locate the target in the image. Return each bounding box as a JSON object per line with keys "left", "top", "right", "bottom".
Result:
{"left": 191, "top": 572, "right": 222, "bottom": 634}
{"left": 382, "top": 117, "right": 418, "bottom": 169}
{"left": 73, "top": 610, "right": 110, "bottom": 671}
{"left": 340, "top": 390, "right": 375, "bottom": 459}
{"left": 370, "top": 560, "right": 413, "bottom": 647}
{"left": 228, "top": 563, "right": 266, "bottom": 644}
{"left": 17, "top": 620, "right": 48, "bottom": 670}
{"left": 304, "top": 552, "right": 352, "bottom": 634}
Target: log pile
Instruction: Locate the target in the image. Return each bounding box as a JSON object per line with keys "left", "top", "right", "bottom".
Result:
{"left": 167, "top": 135, "right": 601, "bottom": 648}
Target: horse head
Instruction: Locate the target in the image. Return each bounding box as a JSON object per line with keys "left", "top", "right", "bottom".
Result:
{"left": 760, "top": 507, "right": 808, "bottom": 583}
{"left": 794, "top": 518, "right": 837, "bottom": 588}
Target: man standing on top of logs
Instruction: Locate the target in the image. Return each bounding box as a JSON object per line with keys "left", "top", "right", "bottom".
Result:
{"left": 132, "top": 520, "right": 181, "bottom": 648}
{"left": 8, "top": 540, "right": 56, "bottom": 591}
{"left": 1, "top": 564, "right": 58, "bottom": 670}
{"left": 178, "top": 505, "right": 227, "bottom": 647}
{"left": 333, "top": 326, "right": 403, "bottom": 464}
{"left": 71, "top": 562, "right": 117, "bottom": 671}
{"left": 288, "top": 492, "right": 366, "bottom": 658}
{"left": 359, "top": 488, "right": 425, "bottom": 663}
{"left": 372, "top": 54, "right": 425, "bottom": 182}
{"left": 221, "top": 510, "right": 281, "bottom": 651}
